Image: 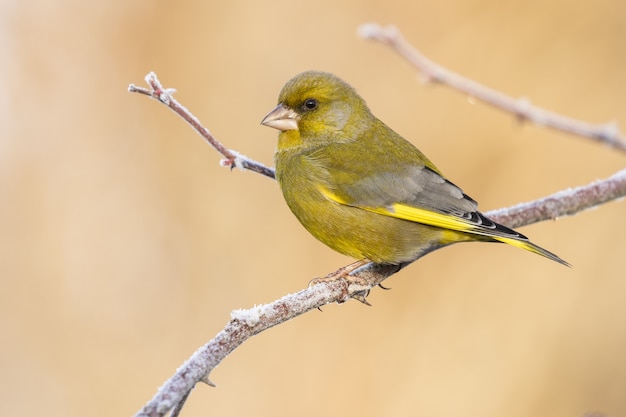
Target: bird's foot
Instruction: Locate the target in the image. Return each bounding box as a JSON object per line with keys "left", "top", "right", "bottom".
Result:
{"left": 309, "top": 260, "right": 398, "bottom": 305}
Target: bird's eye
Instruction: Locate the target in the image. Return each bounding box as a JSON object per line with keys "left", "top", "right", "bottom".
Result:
{"left": 303, "top": 98, "right": 318, "bottom": 111}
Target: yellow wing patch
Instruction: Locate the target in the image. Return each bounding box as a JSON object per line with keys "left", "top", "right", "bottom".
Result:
{"left": 317, "top": 185, "right": 349, "bottom": 205}
{"left": 319, "top": 186, "right": 474, "bottom": 232}
{"left": 384, "top": 203, "right": 476, "bottom": 232}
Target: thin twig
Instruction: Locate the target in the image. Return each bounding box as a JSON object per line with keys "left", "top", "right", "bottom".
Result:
{"left": 358, "top": 23, "right": 626, "bottom": 152}
{"left": 129, "top": 73, "right": 275, "bottom": 179}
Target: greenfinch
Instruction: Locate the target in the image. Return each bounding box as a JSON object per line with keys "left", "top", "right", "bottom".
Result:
{"left": 261, "top": 71, "right": 568, "bottom": 267}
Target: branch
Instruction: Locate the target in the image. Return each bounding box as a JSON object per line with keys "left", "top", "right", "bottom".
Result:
{"left": 129, "top": 71, "right": 626, "bottom": 417}
{"left": 358, "top": 23, "right": 626, "bottom": 152}
{"left": 128, "top": 73, "right": 275, "bottom": 179}
{"left": 488, "top": 168, "right": 626, "bottom": 229}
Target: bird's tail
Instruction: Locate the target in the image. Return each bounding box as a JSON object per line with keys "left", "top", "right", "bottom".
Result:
{"left": 495, "top": 236, "right": 570, "bottom": 267}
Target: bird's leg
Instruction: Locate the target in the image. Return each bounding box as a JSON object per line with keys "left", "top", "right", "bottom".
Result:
{"left": 309, "top": 259, "right": 371, "bottom": 284}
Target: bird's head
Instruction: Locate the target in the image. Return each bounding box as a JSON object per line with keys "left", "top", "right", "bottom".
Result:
{"left": 261, "top": 71, "right": 373, "bottom": 149}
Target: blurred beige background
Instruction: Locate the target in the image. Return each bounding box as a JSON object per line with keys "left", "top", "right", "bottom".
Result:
{"left": 2, "top": 1, "right": 625, "bottom": 416}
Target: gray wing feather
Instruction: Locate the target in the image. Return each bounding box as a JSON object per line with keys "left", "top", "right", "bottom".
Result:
{"left": 344, "top": 165, "right": 478, "bottom": 216}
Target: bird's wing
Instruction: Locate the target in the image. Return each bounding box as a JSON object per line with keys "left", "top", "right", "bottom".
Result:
{"left": 319, "top": 164, "right": 528, "bottom": 241}
{"left": 317, "top": 163, "right": 569, "bottom": 266}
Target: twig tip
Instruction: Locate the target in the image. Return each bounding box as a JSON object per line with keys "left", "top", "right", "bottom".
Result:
{"left": 357, "top": 23, "right": 381, "bottom": 39}
{"left": 357, "top": 23, "right": 400, "bottom": 42}
{"left": 145, "top": 71, "right": 158, "bottom": 84}
{"left": 201, "top": 376, "right": 217, "bottom": 388}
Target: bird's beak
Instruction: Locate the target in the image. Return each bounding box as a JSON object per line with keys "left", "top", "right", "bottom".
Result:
{"left": 260, "top": 103, "right": 300, "bottom": 131}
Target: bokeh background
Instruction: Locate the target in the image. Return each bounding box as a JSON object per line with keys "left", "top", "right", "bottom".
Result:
{"left": 2, "top": 1, "right": 625, "bottom": 416}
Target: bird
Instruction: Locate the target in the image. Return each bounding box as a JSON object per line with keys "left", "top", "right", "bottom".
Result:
{"left": 261, "top": 70, "right": 568, "bottom": 270}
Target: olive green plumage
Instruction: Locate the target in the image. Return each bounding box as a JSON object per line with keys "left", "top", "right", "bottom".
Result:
{"left": 261, "top": 71, "right": 568, "bottom": 266}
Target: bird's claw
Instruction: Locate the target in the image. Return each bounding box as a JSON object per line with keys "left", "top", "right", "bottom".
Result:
{"left": 309, "top": 260, "right": 377, "bottom": 305}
